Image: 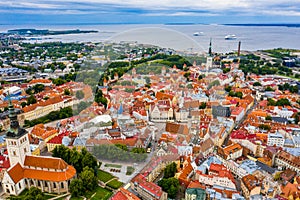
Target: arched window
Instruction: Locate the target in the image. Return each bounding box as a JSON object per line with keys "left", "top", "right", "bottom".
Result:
{"left": 61, "top": 182, "right": 64, "bottom": 189}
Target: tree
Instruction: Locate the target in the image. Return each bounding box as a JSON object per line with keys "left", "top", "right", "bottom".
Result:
{"left": 64, "top": 89, "right": 71, "bottom": 95}
{"left": 27, "top": 95, "right": 37, "bottom": 105}
{"left": 158, "top": 177, "right": 180, "bottom": 199}
{"left": 253, "top": 82, "right": 262, "bottom": 86}
{"left": 259, "top": 124, "right": 271, "bottom": 131}
{"left": 265, "top": 115, "right": 272, "bottom": 121}
{"left": 76, "top": 90, "right": 85, "bottom": 100}
{"left": 164, "top": 162, "right": 177, "bottom": 178}
{"left": 131, "top": 147, "right": 146, "bottom": 154}
{"left": 276, "top": 98, "right": 291, "bottom": 106}
{"left": 23, "top": 187, "right": 45, "bottom": 200}
{"left": 186, "top": 84, "right": 193, "bottom": 89}
{"left": 21, "top": 102, "right": 27, "bottom": 108}
{"left": 265, "top": 86, "right": 274, "bottom": 92}
{"left": 199, "top": 102, "right": 206, "bottom": 109}
{"left": 115, "top": 143, "right": 128, "bottom": 151}
{"left": 235, "top": 91, "right": 243, "bottom": 99}
{"left": 224, "top": 85, "right": 232, "bottom": 92}
{"left": 80, "top": 167, "right": 97, "bottom": 191}
{"left": 33, "top": 84, "right": 45, "bottom": 93}
{"left": 267, "top": 98, "right": 276, "bottom": 106}
{"left": 184, "top": 72, "right": 190, "bottom": 79}
{"left": 70, "top": 179, "right": 84, "bottom": 197}
{"left": 222, "top": 68, "right": 230, "bottom": 73}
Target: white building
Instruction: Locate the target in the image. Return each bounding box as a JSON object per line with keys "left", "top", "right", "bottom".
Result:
{"left": 2, "top": 100, "right": 76, "bottom": 196}
{"left": 267, "top": 132, "right": 285, "bottom": 147}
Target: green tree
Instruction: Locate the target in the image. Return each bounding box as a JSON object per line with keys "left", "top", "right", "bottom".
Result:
{"left": 64, "top": 89, "right": 71, "bottom": 95}
{"left": 253, "top": 82, "right": 262, "bottom": 86}
{"left": 115, "top": 143, "right": 128, "bottom": 151}
{"left": 21, "top": 102, "right": 27, "bottom": 108}
{"left": 265, "top": 86, "right": 275, "bottom": 92}
{"left": 276, "top": 98, "right": 291, "bottom": 106}
{"left": 23, "top": 187, "right": 45, "bottom": 200}
{"left": 224, "top": 85, "right": 232, "bottom": 92}
{"left": 222, "top": 68, "right": 230, "bottom": 73}
{"left": 70, "top": 179, "right": 84, "bottom": 197}
{"left": 267, "top": 98, "right": 276, "bottom": 106}
{"left": 80, "top": 167, "right": 97, "bottom": 191}
{"left": 33, "top": 84, "right": 45, "bottom": 93}
{"left": 199, "top": 102, "right": 207, "bottom": 109}
{"left": 259, "top": 124, "right": 271, "bottom": 131}
{"left": 27, "top": 95, "right": 37, "bottom": 105}
{"left": 265, "top": 115, "right": 272, "bottom": 121}
{"left": 164, "top": 162, "right": 177, "bottom": 178}
{"left": 76, "top": 90, "right": 85, "bottom": 100}
{"left": 131, "top": 147, "right": 146, "bottom": 154}
{"left": 158, "top": 177, "right": 180, "bottom": 199}
{"left": 186, "top": 84, "right": 193, "bottom": 89}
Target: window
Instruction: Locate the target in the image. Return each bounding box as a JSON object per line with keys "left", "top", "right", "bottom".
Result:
{"left": 13, "top": 151, "right": 16, "bottom": 156}
{"left": 24, "top": 148, "right": 27, "bottom": 153}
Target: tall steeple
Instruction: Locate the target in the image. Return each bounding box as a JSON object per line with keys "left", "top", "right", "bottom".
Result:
{"left": 208, "top": 38, "right": 212, "bottom": 56}
{"left": 6, "top": 93, "right": 26, "bottom": 138}
{"left": 5, "top": 92, "right": 31, "bottom": 167}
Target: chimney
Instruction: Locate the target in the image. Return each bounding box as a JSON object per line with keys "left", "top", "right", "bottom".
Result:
{"left": 237, "top": 41, "right": 241, "bottom": 57}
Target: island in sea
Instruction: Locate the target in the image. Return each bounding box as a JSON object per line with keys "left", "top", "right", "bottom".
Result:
{"left": 6, "top": 28, "right": 98, "bottom": 36}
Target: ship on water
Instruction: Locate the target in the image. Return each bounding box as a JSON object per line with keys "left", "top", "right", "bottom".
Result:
{"left": 193, "top": 32, "right": 204, "bottom": 36}
{"left": 225, "top": 34, "right": 237, "bottom": 40}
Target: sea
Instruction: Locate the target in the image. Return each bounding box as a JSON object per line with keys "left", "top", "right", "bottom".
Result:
{"left": 1, "top": 24, "right": 300, "bottom": 53}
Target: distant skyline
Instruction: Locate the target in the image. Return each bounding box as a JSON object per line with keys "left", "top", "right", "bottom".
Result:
{"left": 1, "top": 0, "right": 300, "bottom": 25}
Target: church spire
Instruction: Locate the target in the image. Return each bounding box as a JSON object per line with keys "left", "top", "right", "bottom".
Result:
{"left": 6, "top": 92, "right": 26, "bottom": 138}
{"left": 208, "top": 38, "right": 212, "bottom": 56}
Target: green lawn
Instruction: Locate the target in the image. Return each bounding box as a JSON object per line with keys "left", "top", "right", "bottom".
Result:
{"left": 70, "top": 196, "right": 84, "bottom": 200}
{"left": 97, "top": 169, "right": 115, "bottom": 182}
{"left": 126, "top": 166, "right": 135, "bottom": 175}
{"left": 90, "top": 186, "right": 112, "bottom": 200}
{"left": 104, "top": 163, "right": 122, "bottom": 168}
{"left": 106, "top": 179, "right": 123, "bottom": 189}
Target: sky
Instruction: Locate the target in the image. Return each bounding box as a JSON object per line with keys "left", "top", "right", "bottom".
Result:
{"left": 1, "top": 0, "right": 300, "bottom": 25}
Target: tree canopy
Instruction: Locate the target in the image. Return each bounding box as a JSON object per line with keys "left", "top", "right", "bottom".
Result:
{"left": 52, "top": 145, "right": 98, "bottom": 174}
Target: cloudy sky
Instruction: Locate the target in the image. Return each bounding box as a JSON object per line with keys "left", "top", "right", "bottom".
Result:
{"left": 1, "top": 0, "right": 300, "bottom": 24}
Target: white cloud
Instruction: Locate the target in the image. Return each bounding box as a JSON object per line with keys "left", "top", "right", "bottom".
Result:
{"left": 1, "top": 0, "right": 300, "bottom": 17}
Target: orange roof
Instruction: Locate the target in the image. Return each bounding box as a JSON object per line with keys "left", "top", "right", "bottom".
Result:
{"left": 187, "top": 180, "right": 205, "bottom": 189}
{"left": 223, "top": 143, "right": 242, "bottom": 156}
{"left": 23, "top": 96, "right": 63, "bottom": 113}
{"left": 29, "top": 79, "right": 52, "bottom": 84}
{"left": 112, "top": 188, "right": 140, "bottom": 200}
{"left": 7, "top": 163, "right": 24, "bottom": 183}
{"left": 24, "top": 155, "right": 68, "bottom": 170}
{"left": 23, "top": 165, "right": 76, "bottom": 182}
{"left": 155, "top": 91, "right": 174, "bottom": 101}
{"left": 7, "top": 162, "right": 76, "bottom": 183}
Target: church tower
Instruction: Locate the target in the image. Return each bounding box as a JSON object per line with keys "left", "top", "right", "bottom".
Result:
{"left": 6, "top": 96, "right": 31, "bottom": 167}
{"left": 206, "top": 38, "right": 213, "bottom": 76}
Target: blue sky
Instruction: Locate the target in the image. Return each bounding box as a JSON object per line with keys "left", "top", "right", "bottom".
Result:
{"left": 1, "top": 0, "right": 300, "bottom": 24}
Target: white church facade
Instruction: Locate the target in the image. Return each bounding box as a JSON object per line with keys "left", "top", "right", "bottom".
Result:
{"left": 1, "top": 99, "right": 76, "bottom": 196}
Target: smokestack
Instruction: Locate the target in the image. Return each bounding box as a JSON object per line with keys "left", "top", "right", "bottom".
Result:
{"left": 237, "top": 41, "right": 241, "bottom": 56}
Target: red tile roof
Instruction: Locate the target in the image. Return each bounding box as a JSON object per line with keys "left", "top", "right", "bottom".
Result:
{"left": 7, "top": 163, "right": 23, "bottom": 183}
{"left": 132, "top": 174, "right": 163, "bottom": 198}
{"left": 7, "top": 162, "right": 76, "bottom": 183}
{"left": 24, "top": 155, "right": 68, "bottom": 170}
